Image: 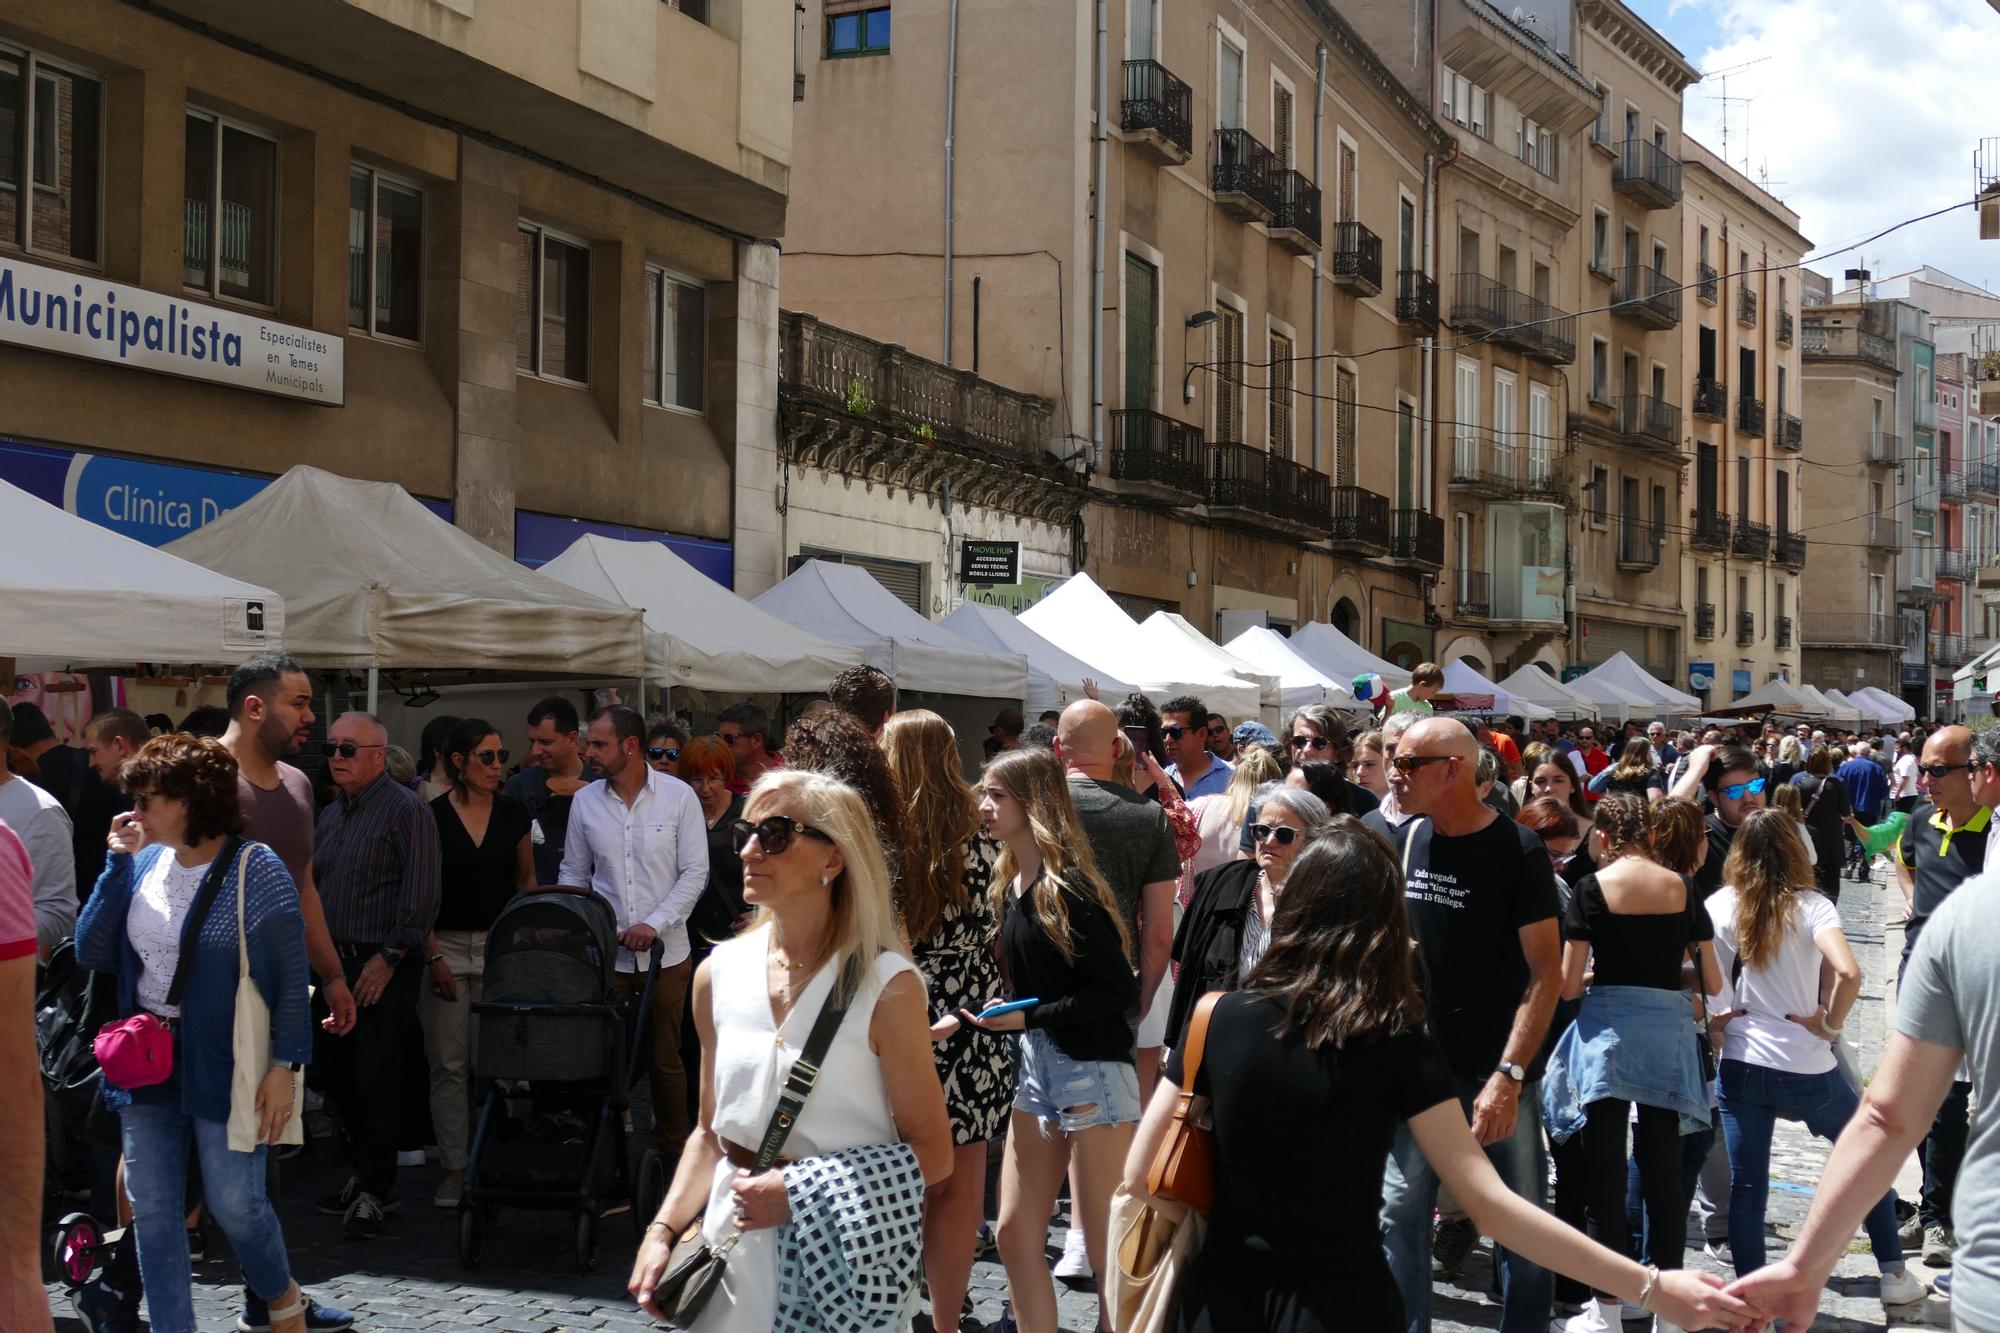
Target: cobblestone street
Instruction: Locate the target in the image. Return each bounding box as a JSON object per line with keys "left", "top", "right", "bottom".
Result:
{"left": 46, "top": 865, "right": 1948, "bottom": 1333}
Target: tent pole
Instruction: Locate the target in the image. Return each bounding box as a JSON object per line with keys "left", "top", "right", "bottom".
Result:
{"left": 366, "top": 667, "right": 379, "bottom": 715}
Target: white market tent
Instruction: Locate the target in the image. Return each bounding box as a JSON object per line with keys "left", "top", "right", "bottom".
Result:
{"left": 1796, "top": 682, "right": 1864, "bottom": 726}
{"left": 1572, "top": 651, "right": 1702, "bottom": 716}
{"left": 1020, "top": 574, "right": 1263, "bottom": 720}
{"left": 751, "top": 560, "right": 1027, "bottom": 702}
{"left": 0, "top": 476, "right": 286, "bottom": 667}
{"left": 538, "top": 535, "right": 863, "bottom": 696}
{"left": 1853, "top": 685, "right": 1917, "bottom": 723}
{"left": 1952, "top": 643, "right": 2000, "bottom": 707}
{"left": 1223, "top": 627, "right": 1364, "bottom": 719}
{"left": 1826, "top": 689, "right": 1894, "bottom": 725}
{"left": 1437, "top": 659, "right": 1552, "bottom": 720}
{"left": 1718, "top": 677, "right": 1828, "bottom": 718}
{"left": 940, "top": 600, "right": 1139, "bottom": 716}
{"left": 1496, "top": 664, "right": 1605, "bottom": 722}
{"left": 1285, "top": 622, "right": 1412, "bottom": 690}
{"left": 1562, "top": 671, "right": 1655, "bottom": 724}
{"left": 164, "top": 466, "right": 644, "bottom": 682}
{"left": 1140, "top": 613, "right": 1283, "bottom": 724}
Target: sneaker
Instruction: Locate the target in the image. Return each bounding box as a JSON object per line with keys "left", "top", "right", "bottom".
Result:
{"left": 186, "top": 1225, "right": 207, "bottom": 1264}
{"left": 433, "top": 1175, "right": 464, "bottom": 1210}
{"left": 973, "top": 1222, "right": 996, "bottom": 1258}
{"left": 70, "top": 1280, "right": 142, "bottom": 1333}
{"left": 1924, "top": 1224, "right": 1956, "bottom": 1267}
{"left": 1052, "top": 1226, "right": 1092, "bottom": 1280}
{"left": 239, "top": 1292, "right": 358, "bottom": 1332}
{"left": 316, "top": 1175, "right": 400, "bottom": 1217}
{"left": 1433, "top": 1216, "right": 1480, "bottom": 1278}
{"left": 1879, "top": 1268, "right": 1929, "bottom": 1307}
{"left": 1898, "top": 1212, "right": 1926, "bottom": 1248}
{"left": 343, "top": 1191, "right": 388, "bottom": 1240}
{"left": 1936, "top": 1270, "right": 1953, "bottom": 1299}
{"left": 396, "top": 1148, "right": 426, "bottom": 1167}
{"left": 992, "top": 1301, "right": 1017, "bottom": 1333}
{"left": 1701, "top": 1238, "right": 1731, "bottom": 1265}
{"left": 1560, "top": 1300, "right": 1616, "bottom": 1333}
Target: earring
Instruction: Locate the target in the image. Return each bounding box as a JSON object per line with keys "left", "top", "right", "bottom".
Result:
{"left": 820, "top": 871, "right": 833, "bottom": 887}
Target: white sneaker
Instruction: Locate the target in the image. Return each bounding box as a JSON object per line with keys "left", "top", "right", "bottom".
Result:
{"left": 396, "top": 1149, "right": 425, "bottom": 1168}
{"left": 1879, "top": 1267, "right": 1929, "bottom": 1307}
{"left": 1052, "top": 1227, "right": 1092, "bottom": 1280}
{"left": 1560, "top": 1300, "right": 1616, "bottom": 1333}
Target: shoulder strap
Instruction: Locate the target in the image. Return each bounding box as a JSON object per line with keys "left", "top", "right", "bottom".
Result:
{"left": 1181, "top": 990, "right": 1224, "bottom": 1090}
{"left": 750, "top": 962, "right": 856, "bottom": 1170}
{"left": 233, "top": 842, "right": 258, "bottom": 971}
{"left": 165, "top": 836, "right": 244, "bottom": 1010}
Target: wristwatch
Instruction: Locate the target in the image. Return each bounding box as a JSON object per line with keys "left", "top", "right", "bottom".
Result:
{"left": 1496, "top": 1061, "right": 1527, "bottom": 1083}
{"left": 380, "top": 947, "right": 406, "bottom": 967}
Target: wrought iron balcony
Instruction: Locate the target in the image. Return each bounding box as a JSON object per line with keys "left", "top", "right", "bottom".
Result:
{"left": 1868, "top": 516, "right": 1902, "bottom": 550}
{"left": 1612, "top": 265, "right": 1681, "bottom": 330}
{"left": 1801, "top": 321, "right": 1897, "bottom": 373}
{"left": 1732, "top": 517, "right": 1772, "bottom": 560}
{"left": 1453, "top": 569, "right": 1492, "bottom": 620}
{"left": 1612, "top": 139, "right": 1682, "bottom": 209}
{"left": 1271, "top": 171, "right": 1322, "bottom": 255}
{"left": 1777, "top": 307, "right": 1794, "bottom": 345}
{"left": 1690, "top": 507, "right": 1732, "bottom": 551}
{"left": 1391, "top": 508, "right": 1444, "bottom": 569}
{"left": 1617, "top": 519, "right": 1662, "bottom": 571}
{"left": 1692, "top": 375, "right": 1727, "bottom": 421}
{"left": 1449, "top": 434, "right": 1513, "bottom": 494}
{"left": 1396, "top": 269, "right": 1438, "bottom": 327}
{"left": 1943, "top": 469, "right": 1969, "bottom": 504}
{"left": 1865, "top": 431, "right": 1900, "bottom": 466}
{"left": 1328, "top": 484, "right": 1392, "bottom": 554}
{"left": 1974, "top": 462, "right": 2000, "bottom": 497}
{"left": 1213, "top": 128, "right": 1280, "bottom": 223}
{"left": 1120, "top": 60, "right": 1193, "bottom": 163}
{"left": 1449, "top": 272, "right": 1507, "bottom": 335}
{"left": 1694, "top": 602, "right": 1716, "bottom": 641}
{"left": 1776, "top": 617, "right": 1793, "bottom": 650}
{"left": 1738, "top": 286, "right": 1759, "bottom": 326}
{"left": 1696, "top": 262, "right": 1718, "bottom": 304}
{"left": 1802, "top": 612, "right": 1900, "bottom": 648}
{"left": 1936, "top": 633, "right": 1973, "bottom": 667}
{"left": 1736, "top": 610, "right": 1757, "bottom": 647}
{"left": 1108, "top": 408, "right": 1207, "bottom": 506}
{"left": 1207, "top": 441, "right": 1329, "bottom": 536}
{"left": 1776, "top": 531, "right": 1807, "bottom": 568}
{"left": 1511, "top": 292, "right": 1577, "bottom": 366}
{"left": 1328, "top": 220, "right": 1382, "bottom": 292}
{"left": 1777, "top": 414, "right": 1803, "bottom": 452}
{"left": 1621, "top": 393, "right": 1680, "bottom": 452}
{"left": 1737, "top": 396, "right": 1767, "bottom": 437}
{"left": 1938, "top": 549, "right": 1974, "bottom": 582}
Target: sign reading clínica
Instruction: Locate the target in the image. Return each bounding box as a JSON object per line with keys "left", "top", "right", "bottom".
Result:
{"left": 958, "top": 539, "right": 1021, "bottom": 585}
{"left": 0, "top": 254, "right": 344, "bottom": 405}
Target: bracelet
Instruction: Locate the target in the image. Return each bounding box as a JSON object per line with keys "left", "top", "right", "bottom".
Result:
{"left": 428, "top": 953, "right": 447, "bottom": 966}
{"left": 1820, "top": 1019, "right": 1844, "bottom": 1038}
{"left": 1637, "top": 1265, "right": 1661, "bottom": 1312}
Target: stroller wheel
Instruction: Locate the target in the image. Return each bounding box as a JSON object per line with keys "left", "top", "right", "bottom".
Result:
{"left": 458, "top": 1205, "right": 489, "bottom": 1269}
{"left": 632, "top": 1149, "right": 668, "bottom": 1240}
{"left": 52, "top": 1212, "right": 104, "bottom": 1289}
{"left": 574, "top": 1209, "right": 599, "bottom": 1273}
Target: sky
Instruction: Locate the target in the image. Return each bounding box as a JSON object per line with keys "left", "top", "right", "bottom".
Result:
{"left": 1622, "top": 0, "right": 2000, "bottom": 293}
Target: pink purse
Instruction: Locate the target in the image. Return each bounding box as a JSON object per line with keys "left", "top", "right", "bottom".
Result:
{"left": 93, "top": 841, "right": 240, "bottom": 1091}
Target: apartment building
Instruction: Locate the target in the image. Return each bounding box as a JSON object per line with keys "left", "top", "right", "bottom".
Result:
{"left": 1930, "top": 353, "right": 1995, "bottom": 694}
{"left": 1677, "top": 138, "right": 1808, "bottom": 707}
{"left": 0, "top": 0, "right": 791, "bottom": 590}
{"left": 1555, "top": 0, "right": 1698, "bottom": 687}
{"left": 782, "top": 0, "right": 1451, "bottom": 650}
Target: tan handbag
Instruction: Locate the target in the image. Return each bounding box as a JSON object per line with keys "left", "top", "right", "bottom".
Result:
{"left": 1143, "top": 990, "right": 1220, "bottom": 1212}
{"left": 1107, "top": 1183, "right": 1206, "bottom": 1333}
{"left": 226, "top": 845, "right": 304, "bottom": 1153}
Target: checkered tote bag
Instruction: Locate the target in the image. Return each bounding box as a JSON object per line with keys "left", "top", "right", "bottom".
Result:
{"left": 773, "top": 1143, "right": 928, "bottom": 1332}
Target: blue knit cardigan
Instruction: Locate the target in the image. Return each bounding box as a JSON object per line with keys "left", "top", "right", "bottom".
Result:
{"left": 77, "top": 842, "right": 312, "bottom": 1123}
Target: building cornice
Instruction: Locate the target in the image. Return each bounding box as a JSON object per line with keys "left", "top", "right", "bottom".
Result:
{"left": 1578, "top": 0, "right": 1701, "bottom": 93}
{"left": 1296, "top": 0, "right": 1455, "bottom": 156}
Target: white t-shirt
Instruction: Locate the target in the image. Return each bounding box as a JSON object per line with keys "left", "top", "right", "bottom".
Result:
{"left": 1707, "top": 883, "right": 1845, "bottom": 1076}
{"left": 1891, "top": 751, "right": 1919, "bottom": 799}
{"left": 128, "top": 852, "right": 214, "bottom": 1018}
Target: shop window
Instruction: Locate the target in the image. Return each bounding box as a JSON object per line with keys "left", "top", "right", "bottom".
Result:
{"left": 347, "top": 166, "right": 423, "bottom": 343}
{"left": 827, "top": 6, "right": 891, "bottom": 57}
{"left": 516, "top": 221, "right": 591, "bottom": 384}
{"left": 644, "top": 265, "right": 706, "bottom": 411}
{"left": 0, "top": 45, "right": 102, "bottom": 265}
{"left": 184, "top": 108, "right": 278, "bottom": 306}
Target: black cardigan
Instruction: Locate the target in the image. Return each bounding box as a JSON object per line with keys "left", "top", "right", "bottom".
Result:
{"left": 1163, "top": 859, "right": 1260, "bottom": 1051}
{"left": 1001, "top": 873, "right": 1141, "bottom": 1064}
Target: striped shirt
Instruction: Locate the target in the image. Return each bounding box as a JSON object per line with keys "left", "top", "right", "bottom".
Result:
{"left": 313, "top": 772, "right": 442, "bottom": 952}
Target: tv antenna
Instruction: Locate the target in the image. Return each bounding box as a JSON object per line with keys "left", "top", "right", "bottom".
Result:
{"left": 1698, "top": 56, "right": 1769, "bottom": 169}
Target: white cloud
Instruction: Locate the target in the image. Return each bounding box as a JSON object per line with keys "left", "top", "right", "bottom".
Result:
{"left": 1673, "top": 0, "right": 2000, "bottom": 291}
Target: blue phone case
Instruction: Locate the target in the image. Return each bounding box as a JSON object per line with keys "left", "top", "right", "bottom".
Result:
{"left": 977, "top": 997, "right": 1039, "bottom": 1017}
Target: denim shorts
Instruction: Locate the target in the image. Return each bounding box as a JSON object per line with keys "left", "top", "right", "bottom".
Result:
{"left": 1012, "top": 1028, "right": 1141, "bottom": 1133}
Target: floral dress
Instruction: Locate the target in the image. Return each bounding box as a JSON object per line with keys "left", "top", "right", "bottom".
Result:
{"left": 910, "top": 839, "right": 1014, "bottom": 1144}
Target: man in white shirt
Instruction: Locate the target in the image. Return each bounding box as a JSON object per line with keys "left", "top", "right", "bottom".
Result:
{"left": 1890, "top": 736, "right": 1922, "bottom": 815}
{"left": 0, "top": 709, "right": 73, "bottom": 956}
{"left": 558, "top": 705, "right": 708, "bottom": 1158}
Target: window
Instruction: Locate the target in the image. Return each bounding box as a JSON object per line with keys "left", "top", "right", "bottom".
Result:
{"left": 517, "top": 222, "right": 591, "bottom": 383}
{"left": 826, "top": 6, "right": 891, "bottom": 56}
{"left": 1335, "top": 367, "right": 1357, "bottom": 484}
{"left": 1271, "top": 84, "right": 1294, "bottom": 167}
{"left": 1214, "top": 304, "right": 1244, "bottom": 441}
{"left": 1591, "top": 83, "right": 1610, "bottom": 146}
{"left": 1338, "top": 140, "right": 1357, "bottom": 223}
{"left": 1397, "top": 399, "right": 1417, "bottom": 509}
{"left": 1590, "top": 339, "right": 1609, "bottom": 404}
{"left": 1129, "top": 0, "right": 1156, "bottom": 59}
{"left": 1398, "top": 195, "right": 1416, "bottom": 273}
{"left": 1591, "top": 211, "right": 1609, "bottom": 272}
{"left": 1440, "top": 68, "right": 1486, "bottom": 137}
{"left": 1218, "top": 36, "right": 1244, "bottom": 130}
{"left": 1123, "top": 251, "right": 1158, "bottom": 411}
{"left": 1517, "top": 116, "right": 1557, "bottom": 179}
{"left": 644, "top": 265, "right": 705, "bottom": 410}
{"left": 1651, "top": 483, "right": 1667, "bottom": 538}
{"left": 1268, "top": 332, "right": 1294, "bottom": 456}
{"left": 1528, "top": 384, "right": 1553, "bottom": 488}
{"left": 1455, "top": 510, "right": 1473, "bottom": 578}
{"left": 1590, "top": 463, "right": 1609, "bottom": 524}
{"left": 0, "top": 46, "right": 101, "bottom": 264}
{"left": 1454, "top": 357, "right": 1479, "bottom": 476}
{"left": 347, "top": 166, "right": 423, "bottom": 342}
{"left": 1493, "top": 369, "right": 1517, "bottom": 475}
{"left": 184, "top": 109, "right": 278, "bottom": 305}
{"left": 1698, "top": 225, "right": 1709, "bottom": 265}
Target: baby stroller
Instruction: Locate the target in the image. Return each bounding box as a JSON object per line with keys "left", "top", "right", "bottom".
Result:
{"left": 36, "top": 938, "right": 120, "bottom": 1289}
{"left": 458, "top": 890, "right": 670, "bottom": 1272}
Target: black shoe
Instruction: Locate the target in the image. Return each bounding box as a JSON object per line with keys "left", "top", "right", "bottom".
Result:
{"left": 316, "top": 1174, "right": 399, "bottom": 1217}
{"left": 343, "top": 1190, "right": 388, "bottom": 1240}
{"left": 186, "top": 1224, "right": 207, "bottom": 1264}
{"left": 240, "top": 1290, "right": 358, "bottom": 1332}
{"left": 1432, "top": 1216, "right": 1480, "bottom": 1278}
{"left": 71, "top": 1280, "right": 142, "bottom": 1333}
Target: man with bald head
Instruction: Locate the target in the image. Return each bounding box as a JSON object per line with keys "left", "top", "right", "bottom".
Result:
{"left": 1369, "top": 718, "right": 1561, "bottom": 1333}
{"left": 312, "top": 712, "right": 442, "bottom": 1239}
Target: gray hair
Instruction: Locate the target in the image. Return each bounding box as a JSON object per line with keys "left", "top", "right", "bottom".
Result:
{"left": 1289, "top": 704, "right": 1348, "bottom": 742}
{"left": 1973, "top": 728, "right": 2000, "bottom": 770}
{"left": 1252, "top": 781, "right": 1331, "bottom": 831}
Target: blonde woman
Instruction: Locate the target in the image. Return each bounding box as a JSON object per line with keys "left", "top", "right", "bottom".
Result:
{"left": 1188, "top": 744, "right": 1284, "bottom": 876}
{"left": 960, "top": 748, "right": 1137, "bottom": 1333}
{"left": 628, "top": 771, "right": 953, "bottom": 1331}
{"left": 880, "top": 710, "right": 1012, "bottom": 1330}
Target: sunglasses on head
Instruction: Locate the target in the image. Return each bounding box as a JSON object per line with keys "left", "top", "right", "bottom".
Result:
{"left": 646, "top": 746, "right": 680, "bottom": 762}
{"left": 1249, "top": 823, "right": 1300, "bottom": 845}
{"left": 1291, "top": 733, "right": 1334, "bottom": 752}
{"left": 1719, "top": 776, "right": 1767, "bottom": 800}
{"left": 327, "top": 741, "right": 386, "bottom": 759}
{"left": 470, "top": 748, "right": 509, "bottom": 766}
{"left": 1919, "top": 761, "right": 1976, "bottom": 780}
{"left": 731, "top": 815, "right": 835, "bottom": 856}
{"left": 1390, "top": 753, "right": 1455, "bottom": 775}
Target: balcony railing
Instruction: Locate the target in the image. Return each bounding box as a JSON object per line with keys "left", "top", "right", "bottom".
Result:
{"left": 1453, "top": 570, "right": 1492, "bottom": 619}
{"left": 1938, "top": 549, "right": 1974, "bottom": 582}
{"left": 1737, "top": 396, "right": 1767, "bottom": 437}
{"left": 1621, "top": 393, "right": 1680, "bottom": 452}
{"left": 1737, "top": 610, "right": 1757, "bottom": 647}
{"left": 1738, "top": 285, "right": 1759, "bottom": 326}
{"left": 1776, "top": 531, "right": 1807, "bottom": 568}
{"left": 1936, "top": 633, "right": 1973, "bottom": 667}
{"left": 1943, "top": 469, "right": 1969, "bottom": 503}
{"left": 1617, "top": 519, "right": 1663, "bottom": 570}
{"left": 1449, "top": 435, "right": 1563, "bottom": 498}
{"left": 1396, "top": 269, "right": 1438, "bottom": 326}
{"left": 1612, "top": 139, "right": 1682, "bottom": 208}
{"left": 1802, "top": 322, "right": 1898, "bottom": 373}
{"left": 1777, "top": 414, "right": 1804, "bottom": 452}
{"left": 1696, "top": 262, "right": 1719, "bottom": 304}
{"left": 1802, "top": 612, "right": 1900, "bottom": 648}
{"left": 1732, "top": 517, "right": 1772, "bottom": 560}
{"left": 1690, "top": 507, "right": 1732, "bottom": 551}
{"left": 1694, "top": 602, "right": 1716, "bottom": 641}
{"left": 1866, "top": 431, "right": 1900, "bottom": 466}
{"left": 1974, "top": 462, "right": 2000, "bottom": 497}
{"left": 1868, "top": 516, "right": 1902, "bottom": 550}
{"left": 1108, "top": 408, "right": 1208, "bottom": 501}
{"left": 1776, "top": 617, "right": 1793, "bottom": 650}
{"left": 1208, "top": 441, "right": 1329, "bottom": 530}
{"left": 1447, "top": 274, "right": 1572, "bottom": 363}
{"left": 1449, "top": 272, "right": 1508, "bottom": 334}
{"left": 1120, "top": 60, "right": 1193, "bottom": 162}
{"left": 1271, "top": 171, "right": 1323, "bottom": 255}
{"left": 1213, "top": 128, "right": 1281, "bottom": 222}
{"left": 1777, "top": 308, "right": 1794, "bottom": 346}
{"left": 1391, "top": 508, "right": 1445, "bottom": 568}
{"left": 1693, "top": 375, "right": 1727, "bottom": 421}
{"left": 1328, "top": 220, "right": 1382, "bottom": 292}
{"left": 1612, "top": 265, "right": 1681, "bottom": 329}
{"left": 1328, "top": 484, "right": 1392, "bottom": 553}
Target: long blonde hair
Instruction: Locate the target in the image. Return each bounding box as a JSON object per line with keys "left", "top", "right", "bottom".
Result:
{"left": 745, "top": 769, "right": 906, "bottom": 997}
{"left": 1720, "top": 807, "right": 1817, "bottom": 971}
{"left": 880, "top": 709, "right": 979, "bottom": 943}
{"left": 982, "top": 748, "right": 1133, "bottom": 966}
{"left": 1220, "top": 744, "right": 1285, "bottom": 827}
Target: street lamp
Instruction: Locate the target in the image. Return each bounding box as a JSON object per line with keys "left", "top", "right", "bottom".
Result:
{"left": 1183, "top": 309, "right": 1220, "bottom": 404}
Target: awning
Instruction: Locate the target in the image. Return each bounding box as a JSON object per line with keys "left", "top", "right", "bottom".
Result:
{"left": 1138, "top": 613, "right": 1282, "bottom": 724}
{"left": 1571, "top": 651, "right": 1702, "bottom": 716}
{"left": 1851, "top": 685, "right": 1917, "bottom": 723}
{"left": 939, "top": 600, "right": 1139, "bottom": 715}
{"left": 1495, "top": 664, "right": 1607, "bottom": 722}
{"left": 1284, "top": 622, "right": 1413, "bottom": 690}
{"left": 1018, "top": 574, "right": 1262, "bottom": 720}
{"left": 1222, "top": 627, "right": 1365, "bottom": 718}
{"left": 1708, "top": 678, "right": 1829, "bottom": 719}
{"left": 1436, "top": 659, "right": 1551, "bottom": 720}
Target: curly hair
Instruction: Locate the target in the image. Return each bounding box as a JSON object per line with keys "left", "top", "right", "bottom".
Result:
{"left": 783, "top": 707, "right": 906, "bottom": 908}
{"left": 828, "top": 665, "right": 898, "bottom": 730}
{"left": 123, "top": 733, "right": 246, "bottom": 843}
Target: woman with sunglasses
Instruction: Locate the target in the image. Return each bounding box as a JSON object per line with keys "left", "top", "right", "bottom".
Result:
{"left": 1164, "top": 783, "right": 1330, "bottom": 1053}
{"left": 1188, "top": 745, "right": 1285, "bottom": 877}
{"left": 420, "top": 716, "right": 533, "bottom": 1209}
{"left": 646, "top": 718, "right": 689, "bottom": 777}
{"left": 1286, "top": 705, "right": 1378, "bottom": 816}
{"left": 628, "top": 771, "right": 952, "bottom": 1331}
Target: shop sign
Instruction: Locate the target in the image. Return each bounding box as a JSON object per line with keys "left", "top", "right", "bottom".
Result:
{"left": 1688, "top": 661, "right": 1715, "bottom": 692}
{"left": 0, "top": 253, "right": 344, "bottom": 404}
{"left": 958, "top": 539, "right": 1021, "bottom": 585}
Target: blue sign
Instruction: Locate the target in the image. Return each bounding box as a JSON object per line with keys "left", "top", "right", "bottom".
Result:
{"left": 514, "top": 510, "right": 733, "bottom": 589}
{"left": 1689, "top": 661, "right": 1715, "bottom": 692}
{"left": 1732, "top": 669, "right": 1753, "bottom": 695}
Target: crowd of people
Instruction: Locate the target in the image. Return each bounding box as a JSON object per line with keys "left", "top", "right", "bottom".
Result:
{"left": 4, "top": 655, "right": 1999, "bottom": 1333}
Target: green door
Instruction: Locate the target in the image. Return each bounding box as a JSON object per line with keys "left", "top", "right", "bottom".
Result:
{"left": 1124, "top": 253, "right": 1157, "bottom": 416}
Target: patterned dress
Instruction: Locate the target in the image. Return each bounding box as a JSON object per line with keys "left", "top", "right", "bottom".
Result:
{"left": 910, "top": 840, "right": 1014, "bottom": 1144}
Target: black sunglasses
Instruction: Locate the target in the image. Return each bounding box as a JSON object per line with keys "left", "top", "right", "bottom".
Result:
{"left": 1919, "top": 762, "right": 1976, "bottom": 780}
{"left": 1291, "top": 734, "right": 1334, "bottom": 752}
{"left": 326, "top": 741, "right": 386, "bottom": 759}
{"left": 646, "top": 746, "right": 680, "bottom": 762}
{"left": 732, "top": 816, "right": 835, "bottom": 856}
{"left": 470, "top": 748, "right": 510, "bottom": 766}
{"left": 1249, "top": 823, "right": 1300, "bottom": 845}
{"left": 1161, "top": 725, "right": 1189, "bottom": 739}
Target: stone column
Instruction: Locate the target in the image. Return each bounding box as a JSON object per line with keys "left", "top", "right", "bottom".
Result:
{"left": 719, "top": 238, "right": 783, "bottom": 595}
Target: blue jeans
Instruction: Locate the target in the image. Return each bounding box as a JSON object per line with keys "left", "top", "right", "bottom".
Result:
{"left": 1716, "top": 1059, "right": 1904, "bottom": 1274}
{"left": 1382, "top": 1078, "right": 1553, "bottom": 1333}
{"left": 121, "top": 1102, "right": 294, "bottom": 1333}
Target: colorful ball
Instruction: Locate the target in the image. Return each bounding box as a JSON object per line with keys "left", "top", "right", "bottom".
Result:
{"left": 1351, "top": 672, "right": 1389, "bottom": 706}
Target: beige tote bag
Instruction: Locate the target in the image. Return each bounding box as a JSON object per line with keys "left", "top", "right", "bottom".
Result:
{"left": 1106, "top": 1183, "right": 1206, "bottom": 1333}
{"left": 226, "top": 844, "right": 305, "bottom": 1153}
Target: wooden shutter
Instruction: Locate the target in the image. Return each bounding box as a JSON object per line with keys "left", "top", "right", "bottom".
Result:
{"left": 1216, "top": 308, "right": 1243, "bottom": 441}
{"left": 1269, "top": 333, "right": 1294, "bottom": 456}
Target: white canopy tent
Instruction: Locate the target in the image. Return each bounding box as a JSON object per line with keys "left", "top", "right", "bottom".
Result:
{"left": 1496, "top": 664, "right": 1607, "bottom": 722}
{"left": 1562, "top": 671, "right": 1657, "bottom": 724}
{"left": 1572, "top": 651, "right": 1702, "bottom": 716}
{"left": 1717, "top": 677, "right": 1829, "bottom": 719}
{"left": 1285, "top": 623, "right": 1412, "bottom": 689}
{"left": 1825, "top": 689, "right": 1892, "bottom": 726}
{"left": 0, "top": 476, "right": 285, "bottom": 667}
{"left": 1222, "top": 628, "right": 1364, "bottom": 719}
{"left": 1852, "top": 685, "right": 1917, "bottom": 724}
{"left": 751, "top": 560, "right": 1027, "bottom": 702}
{"left": 1019, "top": 575, "right": 1262, "bottom": 720}
{"left": 1139, "top": 614, "right": 1283, "bottom": 725}
{"left": 1796, "top": 683, "right": 1864, "bottom": 726}
{"left": 538, "top": 535, "right": 863, "bottom": 695}
{"left": 164, "top": 467, "right": 642, "bottom": 693}
{"left": 940, "top": 601, "right": 1139, "bottom": 716}
{"left": 1436, "top": 659, "right": 1552, "bottom": 720}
